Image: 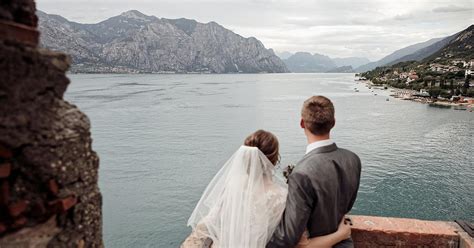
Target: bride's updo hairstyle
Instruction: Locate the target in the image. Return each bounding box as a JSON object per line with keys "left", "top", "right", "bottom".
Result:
{"left": 244, "top": 130, "right": 280, "bottom": 165}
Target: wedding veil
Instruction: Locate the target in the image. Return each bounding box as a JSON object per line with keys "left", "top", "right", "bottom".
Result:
{"left": 187, "top": 145, "right": 287, "bottom": 248}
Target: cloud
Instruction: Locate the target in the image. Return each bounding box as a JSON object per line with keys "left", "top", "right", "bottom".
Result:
{"left": 392, "top": 13, "right": 415, "bottom": 21}
{"left": 433, "top": 5, "right": 472, "bottom": 13}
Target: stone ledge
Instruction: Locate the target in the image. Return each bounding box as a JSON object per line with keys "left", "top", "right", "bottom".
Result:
{"left": 350, "top": 215, "right": 464, "bottom": 247}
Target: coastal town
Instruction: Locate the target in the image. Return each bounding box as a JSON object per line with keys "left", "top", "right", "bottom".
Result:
{"left": 359, "top": 56, "right": 474, "bottom": 111}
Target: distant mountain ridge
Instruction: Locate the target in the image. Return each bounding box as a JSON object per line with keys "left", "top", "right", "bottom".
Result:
{"left": 354, "top": 37, "right": 447, "bottom": 72}
{"left": 361, "top": 25, "right": 473, "bottom": 75}
{"left": 283, "top": 52, "right": 337, "bottom": 72}
{"left": 276, "top": 51, "right": 294, "bottom": 60}
{"left": 426, "top": 25, "right": 474, "bottom": 61}
{"left": 386, "top": 34, "right": 458, "bottom": 66}
{"left": 276, "top": 51, "right": 369, "bottom": 72}
{"left": 332, "top": 57, "right": 370, "bottom": 69}
{"left": 276, "top": 32, "right": 461, "bottom": 73}
{"left": 38, "top": 10, "right": 289, "bottom": 73}
{"left": 361, "top": 25, "right": 474, "bottom": 96}
{"left": 326, "top": 66, "right": 354, "bottom": 73}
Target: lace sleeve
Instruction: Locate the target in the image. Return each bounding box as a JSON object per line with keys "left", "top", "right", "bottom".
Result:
{"left": 264, "top": 186, "right": 288, "bottom": 239}
{"left": 266, "top": 187, "right": 287, "bottom": 220}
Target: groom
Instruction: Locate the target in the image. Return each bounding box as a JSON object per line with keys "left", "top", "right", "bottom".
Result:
{"left": 267, "top": 96, "right": 361, "bottom": 248}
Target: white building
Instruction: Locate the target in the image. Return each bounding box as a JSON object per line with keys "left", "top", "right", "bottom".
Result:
{"left": 451, "top": 60, "right": 467, "bottom": 67}
{"left": 466, "top": 69, "right": 473, "bottom": 78}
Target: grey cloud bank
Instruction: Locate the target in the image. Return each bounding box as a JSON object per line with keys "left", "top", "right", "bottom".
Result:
{"left": 36, "top": 0, "right": 473, "bottom": 60}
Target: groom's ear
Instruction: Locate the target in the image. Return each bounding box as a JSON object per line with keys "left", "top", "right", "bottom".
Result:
{"left": 300, "top": 118, "right": 305, "bottom": 129}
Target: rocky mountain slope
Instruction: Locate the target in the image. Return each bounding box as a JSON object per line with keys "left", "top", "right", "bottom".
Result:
{"left": 355, "top": 37, "right": 447, "bottom": 72}
{"left": 386, "top": 34, "right": 458, "bottom": 66}
{"left": 283, "top": 52, "right": 337, "bottom": 72}
{"left": 361, "top": 24, "right": 474, "bottom": 87}
{"left": 38, "top": 10, "right": 288, "bottom": 73}
{"left": 426, "top": 25, "right": 474, "bottom": 61}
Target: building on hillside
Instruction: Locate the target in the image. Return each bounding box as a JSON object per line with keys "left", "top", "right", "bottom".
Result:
{"left": 430, "top": 63, "right": 461, "bottom": 73}
{"left": 399, "top": 71, "right": 413, "bottom": 79}
{"left": 466, "top": 69, "right": 473, "bottom": 78}
{"left": 419, "top": 89, "right": 430, "bottom": 97}
{"left": 451, "top": 59, "right": 467, "bottom": 67}
{"left": 468, "top": 60, "right": 474, "bottom": 68}
{"left": 405, "top": 71, "right": 419, "bottom": 84}
{"left": 430, "top": 63, "right": 446, "bottom": 72}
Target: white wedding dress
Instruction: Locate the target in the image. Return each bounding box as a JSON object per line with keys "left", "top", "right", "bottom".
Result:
{"left": 185, "top": 146, "right": 288, "bottom": 248}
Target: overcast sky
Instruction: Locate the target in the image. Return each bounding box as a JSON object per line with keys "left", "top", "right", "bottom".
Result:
{"left": 37, "top": 0, "right": 473, "bottom": 61}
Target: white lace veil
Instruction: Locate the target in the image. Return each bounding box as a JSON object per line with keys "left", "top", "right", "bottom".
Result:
{"left": 187, "top": 145, "right": 287, "bottom": 248}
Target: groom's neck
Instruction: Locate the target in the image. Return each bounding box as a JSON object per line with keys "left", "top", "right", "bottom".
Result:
{"left": 306, "top": 132, "right": 330, "bottom": 144}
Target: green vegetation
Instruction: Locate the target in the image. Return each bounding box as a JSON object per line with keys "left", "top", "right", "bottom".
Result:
{"left": 362, "top": 25, "right": 474, "bottom": 99}
{"left": 361, "top": 59, "right": 473, "bottom": 98}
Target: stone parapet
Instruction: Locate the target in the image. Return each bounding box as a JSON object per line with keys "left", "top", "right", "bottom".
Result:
{"left": 350, "top": 215, "right": 472, "bottom": 248}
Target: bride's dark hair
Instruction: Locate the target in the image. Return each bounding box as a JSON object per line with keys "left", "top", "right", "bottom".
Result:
{"left": 244, "top": 130, "right": 280, "bottom": 165}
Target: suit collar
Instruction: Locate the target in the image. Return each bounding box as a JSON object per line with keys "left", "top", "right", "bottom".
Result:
{"left": 305, "top": 143, "right": 338, "bottom": 157}
{"left": 306, "top": 139, "right": 334, "bottom": 154}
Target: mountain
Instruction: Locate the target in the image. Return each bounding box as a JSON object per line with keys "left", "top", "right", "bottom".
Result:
{"left": 276, "top": 51, "right": 294, "bottom": 60}
{"left": 326, "top": 66, "right": 354, "bottom": 73}
{"left": 361, "top": 25, "right": 474, "bottom": 91}
{"left": 355, "top": 37, "right": 447, "bottom": 72}
{"left": 38, "top": 10, "right": 288, "bottom": 73}
{"left": 387, "top": 34, "right": 458, "bottom": 66}
{"left": 283, "top": 52, "right": 337, "bottom": 72}
{"left": 426, "top": 25, "right": 474, "bottom": 61}
{"left": 332, "top": 57, "right": 370, "bottom": 69}
{"left": 280, "top": 52, "right": 369, "bottom": 72}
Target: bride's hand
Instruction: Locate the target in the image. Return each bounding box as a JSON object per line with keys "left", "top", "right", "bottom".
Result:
{"left": 337, "top": 217, "right": 351, "bottom": 239}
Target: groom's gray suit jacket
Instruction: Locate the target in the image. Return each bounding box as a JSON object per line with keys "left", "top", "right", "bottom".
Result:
{"left": 266, "top": 143, "right": 361, "bottom": 248}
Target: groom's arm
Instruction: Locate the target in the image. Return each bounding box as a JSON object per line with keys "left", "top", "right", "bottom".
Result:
{"left": 266, "top": 171, "right": 315, "bottom": 248}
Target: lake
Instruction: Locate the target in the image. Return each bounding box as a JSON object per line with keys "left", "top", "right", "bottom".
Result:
{"left": 65, "top": 73, "right": 473, "bottom": 247}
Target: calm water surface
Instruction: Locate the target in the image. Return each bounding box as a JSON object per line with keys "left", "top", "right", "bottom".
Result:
{"left": 65, "top": 73, "right": 473, "bottom": 248}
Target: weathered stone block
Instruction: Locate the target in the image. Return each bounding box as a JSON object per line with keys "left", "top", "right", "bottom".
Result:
{"left": 47, "top": 179, "right": 59, "bottom": 195}
{"left": 350, "top": 215, "right": 460, "bottom": 247}
{"left": 8, "top": 200, "right": 28, "bottom": 217}
{"left": 0, "top": 181, "right": 9, "bottom": 205}
{"left": 0, "top": 216, "right": 61, "bottom": 247}
{"left": 49, "top": 196, "right": 77, "bottom": 213}
{"left": 0, "top": 163, "right": 11, "bottom": 178}
{"left": 0, "top": 145, "right": 13, "bottom": 159}
{"left": 0, "top": 20, "right": 39, "bottom": 46}
{"left": 11, "top": 217, "right": 28, "bottom": 229}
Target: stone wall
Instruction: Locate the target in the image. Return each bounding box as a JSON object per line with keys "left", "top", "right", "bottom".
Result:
{"left": 351, "top": 215, "right": 473, "bottom": 248}
{"left": 0, "top": 0, "right": 102, "bottom": 247}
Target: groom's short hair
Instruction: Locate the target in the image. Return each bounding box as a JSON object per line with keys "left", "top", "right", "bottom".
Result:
{"left": 301, "top": 96, "right": 335, "bottom": 135}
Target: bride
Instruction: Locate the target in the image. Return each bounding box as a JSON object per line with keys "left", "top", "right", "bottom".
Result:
{"left": 182, "top": 130, "right": 350, "bottom": 248}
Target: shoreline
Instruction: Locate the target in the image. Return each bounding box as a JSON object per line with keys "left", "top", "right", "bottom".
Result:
{"left": 358, "top": 79, "right": 474, "bottom": 111}
{"left": 66, "top": 71, "right": 356, "bottom": 75}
